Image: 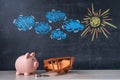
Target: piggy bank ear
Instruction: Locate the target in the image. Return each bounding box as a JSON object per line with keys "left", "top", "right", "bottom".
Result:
{"left": 25, "top": 52, "right": 29, "bottom": 59}
{"left": 30, "top": 52, "right": 35, "bottom": 57}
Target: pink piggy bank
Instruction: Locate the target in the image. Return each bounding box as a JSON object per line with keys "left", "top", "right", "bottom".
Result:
{"left": 15, "top": 52, "right": 39, "bottom": 76}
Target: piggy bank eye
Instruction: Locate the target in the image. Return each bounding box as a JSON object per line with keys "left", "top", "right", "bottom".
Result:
{"left": 32, "top": 59, "right": 34, "bottom": 61}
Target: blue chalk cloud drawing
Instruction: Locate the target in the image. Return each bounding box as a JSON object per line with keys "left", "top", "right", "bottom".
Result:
{"left": 13, "top": 10, "right": 85, "bottom": 40}
{"left": 45, "top": 9, "right": 66, "bottom": 23}
{"left": 50, "top": 29, "right": 67, "bottom": 40}
{"left": 62, "top": 19, "right": 84, "bottom": 33}
{"left": 34, "top": 22, "right": 52, "bottom": 34}
{"left": 13, "top": 15, "right": 35, "bottom": 31}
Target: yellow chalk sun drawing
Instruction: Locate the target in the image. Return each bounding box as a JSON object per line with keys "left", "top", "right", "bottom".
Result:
{"left": 81, "top": 3, "right": 117, "bottom": 41}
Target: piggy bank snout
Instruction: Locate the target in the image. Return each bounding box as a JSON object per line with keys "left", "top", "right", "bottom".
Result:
{"left": 34, "top": 61, "right": 39, "bottom": 68}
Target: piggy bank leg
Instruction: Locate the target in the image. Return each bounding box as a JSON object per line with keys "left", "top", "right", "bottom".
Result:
{"left": 16, "top": 72, "right": 20, "bottom": 75}
{"left": 24, "top": 73, "right": 30, "bottom": 76}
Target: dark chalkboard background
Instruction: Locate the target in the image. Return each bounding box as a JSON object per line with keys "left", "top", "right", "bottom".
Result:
{"left": 0, "top": 0, "right": 120, "bottom": 70}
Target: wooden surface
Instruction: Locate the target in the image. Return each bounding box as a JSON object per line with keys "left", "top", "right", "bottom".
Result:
{"left": 0, "top": 70, "right": 120, "bottom": 80}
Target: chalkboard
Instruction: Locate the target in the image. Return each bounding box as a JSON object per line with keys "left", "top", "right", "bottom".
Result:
{"left": 0, "top": 0, "right": 120, "bottom": 70}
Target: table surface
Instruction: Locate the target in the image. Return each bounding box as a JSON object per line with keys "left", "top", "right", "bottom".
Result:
{"left": 0, "top": 70, "right": 120, "bottom": 80}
